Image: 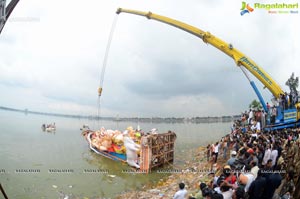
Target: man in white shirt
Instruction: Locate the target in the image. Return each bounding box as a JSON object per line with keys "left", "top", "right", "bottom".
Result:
{"left": 248, "top": 109, "right": 254, "bottom": 124}
{"left": 250, "top": 120, "right": 261, "bottom": 133}
{"left": 221, "top": 185, "right": 233, "bottom": 199}
{"left": 173, "top": 182, "right": 187, "bottom": 199}
{"left": 270, "top": 146, "right": 278, "bottom": 167}
{"left": 239, "top": 173, "right": 255, "bottom": 192}
{"left": 262, "top": 144, "right": 271, "bottom": 166}
{"left": 213, "top": 142, "right": 219, "bottom": 163}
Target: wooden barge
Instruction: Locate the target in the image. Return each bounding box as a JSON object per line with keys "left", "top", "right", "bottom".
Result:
{"left": 82, "top": 130, "right": 176, "bottom": 173}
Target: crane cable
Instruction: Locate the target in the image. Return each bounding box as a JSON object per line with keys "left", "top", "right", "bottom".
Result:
{"left": 96, "top": 15, "right": 119, "bottom": 128}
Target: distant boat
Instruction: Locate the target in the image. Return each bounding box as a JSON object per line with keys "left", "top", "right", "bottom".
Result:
{"left": 42, "top": 123, "right": 56, "bottom": 132}
{"left": 80, "top": 124, "right": 90, "bottom": 131}
{"left": 45, "top": 127, "right": 56, "bottom": 132}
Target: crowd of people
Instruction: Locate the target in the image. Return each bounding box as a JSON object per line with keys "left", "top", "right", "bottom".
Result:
{"left": 173, "top": 110, "right": 300, "bottom": 199}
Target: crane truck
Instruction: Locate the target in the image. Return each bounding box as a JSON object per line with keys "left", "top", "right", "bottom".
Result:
{"left": 116, "top": 8, "right": 300, "bottom": 130}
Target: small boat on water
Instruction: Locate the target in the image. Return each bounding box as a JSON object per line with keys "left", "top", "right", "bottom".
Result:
{"left": 42, "top": 123, "right": 56, "bottom": 132}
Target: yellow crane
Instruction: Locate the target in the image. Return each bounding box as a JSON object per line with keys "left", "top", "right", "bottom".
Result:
{"left": 116, "top": 8, "right": 299, "bottom": 130}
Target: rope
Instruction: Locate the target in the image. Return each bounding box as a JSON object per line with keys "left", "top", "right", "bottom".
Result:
{"left": 96, "top": 14, "right": 119, "bottom": 129}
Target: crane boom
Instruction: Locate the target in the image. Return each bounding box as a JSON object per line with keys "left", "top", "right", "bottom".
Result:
{"left": 0, "top": 0, "right": 20, "bottom": 34}
{"left": 116, "top": 8, "right": 284, "bottom": 99}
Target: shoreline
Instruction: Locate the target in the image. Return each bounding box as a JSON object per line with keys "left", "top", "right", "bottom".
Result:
{"left": 115, "top": 146, "right": 226, "bottom": 199}
{"left": 0, "top": 106, "right": 239, "bottom": 123}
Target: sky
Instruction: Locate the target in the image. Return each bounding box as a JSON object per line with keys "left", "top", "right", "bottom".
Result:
{"left": 0, "top": 0, "right": 299, "bottom": 118}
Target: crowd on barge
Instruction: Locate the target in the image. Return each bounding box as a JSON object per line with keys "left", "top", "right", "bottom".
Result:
{"left": 175, "top": 111, "right": 300, "bottom": 199}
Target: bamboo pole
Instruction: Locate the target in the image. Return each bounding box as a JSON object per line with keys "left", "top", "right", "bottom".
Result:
{"left": 0, "top": 183, "right": 8, "bottom": 199}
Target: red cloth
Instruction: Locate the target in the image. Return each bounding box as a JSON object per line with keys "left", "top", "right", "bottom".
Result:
{"left": 225, "top": 175, "right": 237, "bottom": 184}
{"left": 107, "top": 146, "right": 115, "bottom": 152}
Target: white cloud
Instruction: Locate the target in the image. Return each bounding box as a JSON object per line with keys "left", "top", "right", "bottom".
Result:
{"left": 0, "top": 0, "right": 299, "bottom": 117}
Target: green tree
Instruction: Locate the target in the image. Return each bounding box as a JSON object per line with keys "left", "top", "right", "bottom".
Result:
{"left": 285, "top": 72, "right": 299, "bottom": 93}
{"left": 249, "top": 99, "right": 262, "bottom": 110}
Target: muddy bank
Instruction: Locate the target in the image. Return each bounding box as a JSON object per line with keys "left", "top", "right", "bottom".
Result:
{"left": 115, "top": 146, "right": 225, "bottom": 199}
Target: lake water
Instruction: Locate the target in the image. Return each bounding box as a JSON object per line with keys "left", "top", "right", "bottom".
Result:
{"left": 0, "top": 110, "right": 232, "bottom": 199}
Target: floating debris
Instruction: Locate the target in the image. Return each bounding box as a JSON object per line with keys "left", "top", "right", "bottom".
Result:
{"left": 148, "top": 189, "right": 160, "bottom": 194}
{"left": 52, "top": 185, "right": 57, "bottom": 189}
